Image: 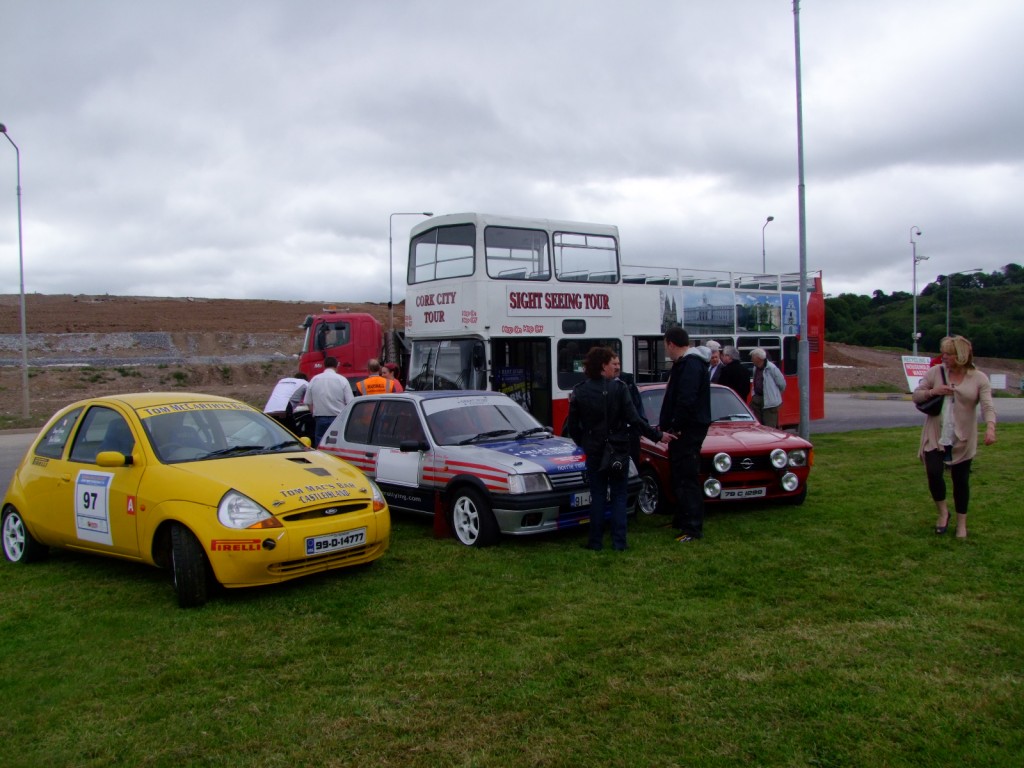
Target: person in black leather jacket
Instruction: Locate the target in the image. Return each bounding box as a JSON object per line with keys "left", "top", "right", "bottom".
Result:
{"left": 567, "top": 346, "right": 671, "bottom": 551}
{"left": 717, "top": 346, "right": 751, "bottom": 402}
{"left": 658, "top": 327, "right": 712, "bottom": 543}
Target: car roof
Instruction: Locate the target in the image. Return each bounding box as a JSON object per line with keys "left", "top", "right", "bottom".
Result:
{"left": 359, "top": 390, "right": 503, "bottom": 402}
{"left": 638, "top": 382, "right": 731, "bottom": 391}
{"left": 65, "top": 392, "right": 244, "bottom": 411}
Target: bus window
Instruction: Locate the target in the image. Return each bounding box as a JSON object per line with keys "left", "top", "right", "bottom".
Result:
{"left": 557, "top": 338, "right": 622, "bottom": 390}
{"left": 485, "top": 226, "right": 550, "bottom": 281}
{"left": 409, "top": 224, "right": 476, "bottom": 284}
{"left": 634, "top": 337, "right": 670, "bottom": 382}
{"left": 782, "top": 336, "right": 799, "bottom": 376}
{"left": 553, "top": 232, "right": 619, "bottom": 283}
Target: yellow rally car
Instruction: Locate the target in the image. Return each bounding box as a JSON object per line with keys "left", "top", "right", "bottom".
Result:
{"left": 1, "top": 393, "right": 390, "bottom": 607}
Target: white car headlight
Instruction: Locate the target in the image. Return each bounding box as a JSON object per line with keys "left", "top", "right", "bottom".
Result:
{"left": 218, "top": 490, "right": 281, "bottom": 529}
{"left": 713, "top": 452, "right": 732, "bottom": 473}
{"left": 508, "top": 473, "right": 552, "bottom": 494}
{"left": 781, "top": 472, "right": 800, "bottom": 492}
{"left": 788, "top": 449, "right": 808, "bottom": 467}
{"left": 770, "top": 449, "right": 788, "bottom": 469}
{"left": 703, "top": 478, "right": 722, "bottom": 498}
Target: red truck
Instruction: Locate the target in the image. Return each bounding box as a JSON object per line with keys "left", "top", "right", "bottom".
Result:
{"left": 297, "top": 310, "right": 384, "bottom": 385}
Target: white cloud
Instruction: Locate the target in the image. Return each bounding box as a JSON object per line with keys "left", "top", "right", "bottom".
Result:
{"left": 1, "top": 0, "right": 1021, "bottom": 304}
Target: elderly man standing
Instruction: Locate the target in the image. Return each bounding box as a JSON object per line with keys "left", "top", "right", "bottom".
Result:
{"left": 659, "top": 326, "right": 712, "bottom": 543}
{"left": 749, "top": 348, "right": 786, "bottom": 427}
{"left": 306, "top": 356, "right": 354, "bottom": 445}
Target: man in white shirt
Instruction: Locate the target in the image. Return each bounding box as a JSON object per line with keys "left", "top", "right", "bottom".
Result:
{"left": 305, "top": 356, "right": 354, "bottom": 445}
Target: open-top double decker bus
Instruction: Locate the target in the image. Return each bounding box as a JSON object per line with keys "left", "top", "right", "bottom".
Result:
{"left": 402, "top": 212, "right": 824, "bottom": 432}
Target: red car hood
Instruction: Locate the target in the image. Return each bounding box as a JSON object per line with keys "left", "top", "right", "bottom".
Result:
{"left": 703, "top": 422, "right": 812, "bottom": 451}
{"left": 643, "top": 422, "right": 812, "bottom": 455}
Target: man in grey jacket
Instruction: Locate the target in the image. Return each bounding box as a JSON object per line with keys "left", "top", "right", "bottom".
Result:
{"left": 750, "top": 347, "right": 786, "bottom": 427}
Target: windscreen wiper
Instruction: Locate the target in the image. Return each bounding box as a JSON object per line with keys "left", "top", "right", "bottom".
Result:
{"left": 458, "top": 429, "right": 516, "bottom": 445}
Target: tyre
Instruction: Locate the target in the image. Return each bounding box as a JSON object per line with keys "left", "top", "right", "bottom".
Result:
{"left": 783, "top": 484, "right": 808, "bottom": 506}
{"left": 448, "top": 487, "right": 500, "bottom": 547}
{"left": 171, "top": 524, "right": 210, "bottom": 608}
{"left": 2, "top": 506, "right": 49, "bottom": 563}
{"left": 636, "top": 471, "right": 662, "bottom": 516}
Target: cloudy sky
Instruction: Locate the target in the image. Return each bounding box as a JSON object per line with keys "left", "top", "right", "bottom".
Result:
{"left": 1, "top": 0, "right": 1021, "bottom": 304}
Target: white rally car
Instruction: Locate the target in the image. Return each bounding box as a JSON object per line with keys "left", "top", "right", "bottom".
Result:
{"left": 319, "top": 391, "right": 641, "bottom": 547}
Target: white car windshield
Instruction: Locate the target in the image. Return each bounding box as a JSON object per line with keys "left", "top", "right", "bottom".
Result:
{"left": 424, "top": 396, "right": 545, "bottom": 446}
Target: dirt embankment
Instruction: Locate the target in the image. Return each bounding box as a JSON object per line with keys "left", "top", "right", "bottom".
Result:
{"left": 1, "top": 294, "right": 1020, "bottom": 424}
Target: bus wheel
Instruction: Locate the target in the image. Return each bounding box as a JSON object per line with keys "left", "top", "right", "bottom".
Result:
{"left": 636, "top": 471, "right": 662, "bottom": 516}
{"left": 449, "top": 488, "right": 500, "bottom": 547}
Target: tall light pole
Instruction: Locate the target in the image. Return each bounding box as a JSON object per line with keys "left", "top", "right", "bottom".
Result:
{"left": 910, "top": 226, "right": 926, "bottom": 355}
{"left": 388, "top": 211, "right": 432, "bottom": 361}
{"left": 792, "top": 1, "right": 810, "bottom": 439}
{"left": 0, "top": 123, "right": 29, "bottom": 419}
{"left": 761, "top": 215, "right": 774, "bottom": 273}
{"left": 944, "top": 268, "right": 981, "bottom": 338}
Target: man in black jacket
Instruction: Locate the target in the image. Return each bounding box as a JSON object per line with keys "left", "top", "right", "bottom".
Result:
{"left": 717, "top": 345, "right": 751, "bottom": 402}
{"left": 658, "top": 327, "right": 712, "bottom": 542}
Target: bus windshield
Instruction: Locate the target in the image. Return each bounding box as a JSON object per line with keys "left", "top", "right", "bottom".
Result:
{"left": 407, "top": 339, "right": 487, "bottom": 391}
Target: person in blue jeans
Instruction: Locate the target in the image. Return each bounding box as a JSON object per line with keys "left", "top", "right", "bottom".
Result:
{"left": 567, "top": 346, "right": 672, "bottom": 551}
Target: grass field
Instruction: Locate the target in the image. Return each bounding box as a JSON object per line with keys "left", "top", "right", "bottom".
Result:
{"left": 1, "top": 425, "right": 1021, "bottom": 767}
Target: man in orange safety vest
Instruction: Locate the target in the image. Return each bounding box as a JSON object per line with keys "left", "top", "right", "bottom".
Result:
{"left": 355, "top": 359, "right": 397, "bottom": 395}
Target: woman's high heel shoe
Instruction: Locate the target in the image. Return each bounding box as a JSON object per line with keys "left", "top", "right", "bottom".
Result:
{"left": 935, "top": 512, "right": 950, "bottom": 535}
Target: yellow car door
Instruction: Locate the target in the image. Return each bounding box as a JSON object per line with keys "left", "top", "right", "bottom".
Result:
{"left": 57, "top": 405, "right": 143, "bottom": 558}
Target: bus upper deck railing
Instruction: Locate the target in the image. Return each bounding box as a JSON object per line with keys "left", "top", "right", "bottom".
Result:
{"left": 620, "top": 264, "right": 821, "bottom": 293}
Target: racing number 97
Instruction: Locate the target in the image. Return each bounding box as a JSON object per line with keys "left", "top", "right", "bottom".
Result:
{"left": 82, "top": 491, "right": 99, "bottom": 509}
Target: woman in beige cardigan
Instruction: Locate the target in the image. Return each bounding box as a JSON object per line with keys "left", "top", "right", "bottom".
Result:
{"left": 913, "top": 336, "right": 997, "bottom": 539}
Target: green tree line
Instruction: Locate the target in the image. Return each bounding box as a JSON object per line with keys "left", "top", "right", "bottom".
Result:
{"left": 825, "top": 263, "right": 1024, "bottom": 358}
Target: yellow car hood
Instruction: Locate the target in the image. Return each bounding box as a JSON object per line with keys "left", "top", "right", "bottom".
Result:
{"left": 154, "top": 450, "right": 375, "bottom": 515}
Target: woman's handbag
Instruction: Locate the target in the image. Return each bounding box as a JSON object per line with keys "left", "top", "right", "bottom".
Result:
{"left": 600, "top": 440, "right": 630, "bottom": 479}
{"left": 916, "top": 367, "right": 947, "bottom": 416}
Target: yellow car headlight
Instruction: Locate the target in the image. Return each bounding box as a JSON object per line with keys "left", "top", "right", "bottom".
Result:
{"left": 217, "top": 490, "right": 282, "bottom": 530}
{"left": 368, "top": 480, "right": 387, "bottom": 513}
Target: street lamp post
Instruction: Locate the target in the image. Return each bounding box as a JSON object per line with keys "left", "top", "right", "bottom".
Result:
{"left": 910, "top": 226, "right": 927, "bottom": 355}
{"left": 761, "top": 215, "right": 774, "bottom": 273}
{"left": 944, "top": 268, "right": 981, "bottom": 337}
{"left": 388, "top": 211, "right": 432, "bottom": 361}
{"left": 0, "top": 123, "right": 29, "bottom": 419}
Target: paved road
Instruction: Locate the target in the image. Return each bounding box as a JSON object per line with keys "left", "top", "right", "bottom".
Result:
{"left": 3, "top": 394, "right": 1022, "bottom": 496}
{"left": 812, "top": 393, "right": 1024, "bottom": 434}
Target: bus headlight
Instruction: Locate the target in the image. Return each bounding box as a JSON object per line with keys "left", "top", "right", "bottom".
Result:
{"left": 712, "top": 452, "right": 732, "bottom": 473}
{"left": 788, "top": 449, "right": 808, "bottom": 467}
{"left": 781, "top": 472, "right": 800, "bottom": 492}
{"left": 508, "top": 473, "right": 552, "bottom": 494}
{"left": 703, "top": 478, "right": 722, "bottom": 498}
{"left": 770, "top": 449, "right": 788, "bottom": 469}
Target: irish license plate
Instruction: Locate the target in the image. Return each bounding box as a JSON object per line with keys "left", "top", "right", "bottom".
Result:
{"left": 721, "top": 487, "right": 766, "bottom": 500}
{"left": 571, "top": 491, "right": 592, "bottom": 508}
{"left": 305, "top": 527, "right": 367, "bottom": 556}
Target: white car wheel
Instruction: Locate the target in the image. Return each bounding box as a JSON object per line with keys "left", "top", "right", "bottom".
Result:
{"left": 449, "top": 488, "right": 499, "bottom": 547}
